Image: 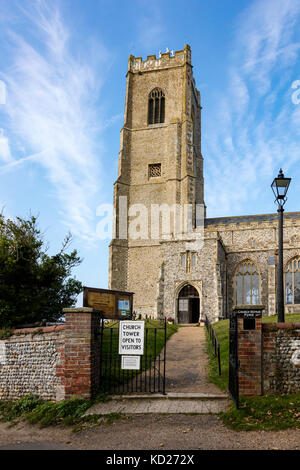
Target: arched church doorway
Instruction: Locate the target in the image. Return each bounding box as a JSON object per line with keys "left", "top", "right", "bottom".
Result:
{"left": 177, "top": 284, "right": 200, "bottom": 324}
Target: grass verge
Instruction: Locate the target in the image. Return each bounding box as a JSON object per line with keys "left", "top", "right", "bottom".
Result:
{"left": 205, "top": 319, "right": 229, "bottom": 391}
{"left": 220, "top": 394, "right": 300, "bottom": 431}
{"left": 0, "top": 393, "right": 125, "bottom": 432}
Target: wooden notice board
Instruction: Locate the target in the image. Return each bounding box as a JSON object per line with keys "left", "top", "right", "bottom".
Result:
{"left": 83, "top": 287, "right": 134, "bottom": 319}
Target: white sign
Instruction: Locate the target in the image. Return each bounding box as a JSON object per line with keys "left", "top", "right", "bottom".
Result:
{"left": 121, "top": 355, "right": 141, "bottom": 370}
{"left": 119, "top": 321, "right": 144, "bottom": 355}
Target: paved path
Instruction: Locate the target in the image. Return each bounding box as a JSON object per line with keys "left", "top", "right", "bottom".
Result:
{"left": 165, "top": 325, "right": 224, "bottom": 394}
{"left": 86, "top": 325, "right": 229, "bottom": 415}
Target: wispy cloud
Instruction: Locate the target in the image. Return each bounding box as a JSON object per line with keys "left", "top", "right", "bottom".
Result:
{"left": 205, "top": 0, "right": 300, "bottom": 216}
{"left": 0, "top": 0, "right": 111, "bottom": 242}
{"left": 136, "top": 0, "right": 166, "bottom": 51}
{"left": 0, "top": 129, "right": 12, "bottom": 163}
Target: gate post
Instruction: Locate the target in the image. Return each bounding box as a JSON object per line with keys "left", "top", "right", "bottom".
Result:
{"left": 63, "top": 307, "right": 102, "bottom": 400}
{"left": 234, "top": 305, "right": 264, "bottom": 397}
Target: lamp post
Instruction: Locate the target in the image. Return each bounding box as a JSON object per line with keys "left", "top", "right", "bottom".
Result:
{"left": 271, "top": 169, "right": 291, "bottom": 323}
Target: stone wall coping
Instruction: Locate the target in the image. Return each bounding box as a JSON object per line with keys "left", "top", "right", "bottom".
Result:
{"left": 205, "top": 211, "right": 300, "bottom": 229}
{"left": 62, "top": 307, "right": 104, "bottom": 314}
{"left": 12, "top": 325, "right": 66, "bottom": 335}
{"left": 263, "top": 322, "right": 300, "bottom": 330}
{"left": 233, "top": 305, "right": 265, "bottom": 311}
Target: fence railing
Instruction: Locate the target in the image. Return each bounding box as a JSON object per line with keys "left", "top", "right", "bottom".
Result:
{"left": 204, "top": 315, "right": 221, "bottom": 376}
{"left": 99, "top": 318, "right": 167, "bottom": 394}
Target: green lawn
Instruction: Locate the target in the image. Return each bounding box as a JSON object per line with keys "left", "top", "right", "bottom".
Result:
{"left": 206, "top": 314, "right": 300, "bottom": 430}
{"left": 261, "top": 313, "right": 300, "bottom": 324}
{"left": 205, "top": 319, "right": 229, "bottom": 392}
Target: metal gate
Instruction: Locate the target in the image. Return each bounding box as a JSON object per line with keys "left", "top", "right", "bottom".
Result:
{"left": 99, "top": 318, "right": 167, "bottom": 394}
{"left": 229, "top": 314, "right": 239, "bottom": 408}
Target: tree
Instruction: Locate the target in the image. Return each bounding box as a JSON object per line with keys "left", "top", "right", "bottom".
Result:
{"left": 0, "top": 214, "right": 83, "bottom": 327}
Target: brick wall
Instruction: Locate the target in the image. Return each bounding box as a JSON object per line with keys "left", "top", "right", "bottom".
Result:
{"left": 64, "top": 308, "right": 102, "bottom": 400}
{"left": 237, "top": 317, "right": 262, "bottom": 397}
{"left": 0, "top": 308, "right": 102, "bottom": 402}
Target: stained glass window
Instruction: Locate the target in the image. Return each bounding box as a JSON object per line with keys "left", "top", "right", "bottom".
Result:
{"left": 285, "top": 257, "right": 300, "bottom": 304}
{"left": 235, "top": 261, "right": 260, "bottom": 305}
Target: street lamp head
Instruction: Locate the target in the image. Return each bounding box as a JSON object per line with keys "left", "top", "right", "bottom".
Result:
{"left": 271, "top": 168, "right": 291, "bottom": 207}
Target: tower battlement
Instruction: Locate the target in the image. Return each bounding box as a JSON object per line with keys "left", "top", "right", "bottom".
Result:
{"left": 128, "top": 44, "right": 192, "bottom": 73}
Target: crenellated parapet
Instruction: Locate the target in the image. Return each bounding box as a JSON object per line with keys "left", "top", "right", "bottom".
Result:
{"left": 204, "top": 212, "right": 300, "bottom": 254}
{"left": 205, "top": 212, "right": 300, "bottom": 231}
{"left": 128, "top": 44, "right": 192, "bottom": 73}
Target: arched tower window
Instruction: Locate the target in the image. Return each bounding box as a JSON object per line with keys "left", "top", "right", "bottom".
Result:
{"left": 148, "top": 88, "right": 165, "bottom": 124}
{"left": 235, "top": 261, "right": 260, "bottom": 305}
{"left": 285, "top": 257, "right": 300, "bottom": 305}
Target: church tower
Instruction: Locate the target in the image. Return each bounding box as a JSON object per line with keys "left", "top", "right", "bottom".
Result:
{"left": 109, "top": 45, "right": 205, "bottom": 318}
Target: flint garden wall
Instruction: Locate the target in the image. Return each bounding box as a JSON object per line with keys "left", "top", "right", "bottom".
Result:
{"left": 0, "top": 308, "right": 102, "bottom": 401}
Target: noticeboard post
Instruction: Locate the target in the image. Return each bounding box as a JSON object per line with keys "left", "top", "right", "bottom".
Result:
{"left": 119, "top": 320, "right": 145, "bottom": 370}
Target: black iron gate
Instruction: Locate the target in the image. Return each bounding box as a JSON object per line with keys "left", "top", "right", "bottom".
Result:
{"left": 99, "top": 318, "right": 167, "bottom": 394}
{"left": 229, "top": 314, "right": 239, "bottom": 408}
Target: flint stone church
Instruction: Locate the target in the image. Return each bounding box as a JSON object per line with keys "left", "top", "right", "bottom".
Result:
{"left": 108, "top": 45, "right": 300, "bottom": 324}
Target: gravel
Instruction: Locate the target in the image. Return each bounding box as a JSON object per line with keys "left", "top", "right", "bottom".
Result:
{"left": 0, "top": 414, "right": 300, "bottom": 451}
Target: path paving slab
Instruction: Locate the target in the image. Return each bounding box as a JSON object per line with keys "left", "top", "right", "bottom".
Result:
{"left": 85, "top": 393, "right": 230, "bottom": 415}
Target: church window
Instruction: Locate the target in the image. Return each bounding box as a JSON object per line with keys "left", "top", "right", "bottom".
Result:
{"left": 181, "top": 254, "right": 186, "bottom": 268}
{"left": 178, "top": 284, "right": 199, "bottom": 298}
{"left": 285, "top": 257, "right": 300, "bottom": 305}
{"left": 148, "top": 88, "right": 165, "bottom": 124}
{"left": 235, "top": 261, "right": 260, "bottom": 305}
{"left": 191, "top": 253, "right": 197, "bottom": 267}
{"left": 148, "top": 163, "right": 161, "bottom": 178}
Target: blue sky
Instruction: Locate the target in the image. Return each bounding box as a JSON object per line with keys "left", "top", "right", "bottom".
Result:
{"left": 1, "top": 0, "right": 300, "bottom": 303}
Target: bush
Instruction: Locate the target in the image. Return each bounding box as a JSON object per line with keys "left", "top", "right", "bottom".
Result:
{"left": 0, "top": 214, "right": 83, "bottom": 328}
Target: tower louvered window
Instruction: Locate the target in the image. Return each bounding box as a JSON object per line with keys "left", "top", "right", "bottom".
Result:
{"left": 148, "top": 88, "right": 165, "bottom": 124}
{"left": 148, "top": 163, "right": 161, "bottom": 178}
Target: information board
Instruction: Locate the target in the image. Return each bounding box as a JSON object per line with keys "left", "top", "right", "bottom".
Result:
{"left": 86, "top": 290, "right": 115, "bottom": 316}
{"left": 121, "top": 355, "right": 141, "bottom": 370}
{"left": 83, "top": 287, "right": 133, "bottom": 319}
{"left": 119, "top": 321, "right": 144, "bottom": 355}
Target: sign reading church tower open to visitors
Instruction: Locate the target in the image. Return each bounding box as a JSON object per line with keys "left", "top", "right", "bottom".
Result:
{"left": 119, "top": 321, "right": 144, "bottom": 370}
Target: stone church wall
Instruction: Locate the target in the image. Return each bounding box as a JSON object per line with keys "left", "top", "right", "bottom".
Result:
{"left": 161, "top": 235, "right": 221, "bottom": 323}
{"left": 127, "top": 242, "right": 162, "bottom": 318}
{"left": 206, "top": 212, "right": 300, "bottom": 317}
